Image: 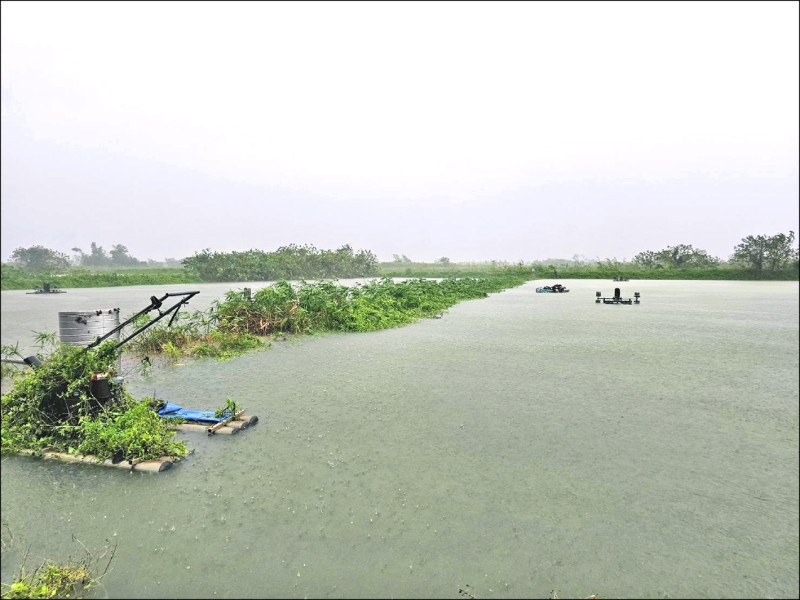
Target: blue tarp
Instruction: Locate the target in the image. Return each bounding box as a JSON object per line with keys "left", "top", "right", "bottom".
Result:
{"left": 157, "top": 402, "right": 229, "bottom": 423}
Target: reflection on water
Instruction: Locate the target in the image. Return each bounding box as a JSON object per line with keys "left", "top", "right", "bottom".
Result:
{"left": 1, "top": 280, "right": 798, "bottom": 598}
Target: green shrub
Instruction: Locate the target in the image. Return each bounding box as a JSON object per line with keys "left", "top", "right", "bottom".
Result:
{"left": 77, "top": 400, "right": 186, "bottom": 461}
{"left": 1, "top": 343, "right": 186, "bottom": 460}
{"left": 212, "top": 276, "right": 528, "bottom": 335}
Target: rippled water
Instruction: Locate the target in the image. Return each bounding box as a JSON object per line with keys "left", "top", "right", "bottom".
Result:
{"left": 1, "top": 279, "right": 798, "bottom": 598}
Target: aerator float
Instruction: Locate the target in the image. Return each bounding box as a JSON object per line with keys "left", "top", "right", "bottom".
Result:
{"left": 26, "top": 282, "right": 66, "bottom": 294}
{"left": 536, "top": 284, "right": 569, "bottom": 293}
{"left": 596, "top": 288, "right": 640, "bottom": 305}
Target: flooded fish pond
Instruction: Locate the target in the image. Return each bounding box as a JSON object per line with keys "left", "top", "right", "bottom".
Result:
{"left": 1, "top": 279, "right": 798, "bottom": 598}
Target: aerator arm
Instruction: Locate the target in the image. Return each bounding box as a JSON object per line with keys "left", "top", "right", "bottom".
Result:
{"left": 84, "top": 291, "right": 200, "bottom": 352}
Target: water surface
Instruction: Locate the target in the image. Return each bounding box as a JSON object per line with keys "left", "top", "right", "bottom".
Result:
{"left": 1, "top": 279, "right": 798, "bottom": 598}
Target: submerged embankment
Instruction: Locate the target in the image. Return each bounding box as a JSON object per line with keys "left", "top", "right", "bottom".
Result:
{"left": 121, "top": 276, "right": 530, "bottom": 360}
{"left": 1, "top": 276, "right": 527, "bottom": 463}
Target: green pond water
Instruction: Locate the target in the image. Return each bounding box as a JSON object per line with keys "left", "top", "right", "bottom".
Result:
{"left": 1, "top": 279, "right": 798, "bottom": 598}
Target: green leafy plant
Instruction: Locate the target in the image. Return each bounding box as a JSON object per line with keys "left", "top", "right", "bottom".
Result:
{"left": 1, "top": 343, "right": 26, "bottom": 380}
{"left": 31, "top": 331, "right": 59, "bottom": 352}
{"left": 77, "top": 400, "right": 186, "bottom": 462}
{"left": 162, "top": 341, "right": 180, "bottom": 362}
{"left": 213, "top": 398, "right": 240, "bottom": 419}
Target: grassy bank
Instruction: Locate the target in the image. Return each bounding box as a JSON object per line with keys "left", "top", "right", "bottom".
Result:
{"left": 0, "top": 265, "right": 200, "bottom": 291}
{"left": 2, "top": 262, "right": 528, "bottom": 290}
{"left": 3, "top": 261, "right": 796, "bottom": 291}
{"left": 529, "top": 264, "right": 799, "bottom": 280}
{"left": 378, "top": 262, "right": 799, "bottom": 280}
{"left": 377, "top": 262, "right": 532, "bottom": 278}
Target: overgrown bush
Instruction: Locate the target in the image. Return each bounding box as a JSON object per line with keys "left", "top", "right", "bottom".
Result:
{"left": 103, "top": 277, "right": 527, "bottom": 364}
{"left": 212, "top": 276, "right": 528, "bottom": 335}
{"left": 77, "top": 400, "right": 186, "bottom": 461}
{"left": 1, "top": 342, "right": 186, "bottom": 460}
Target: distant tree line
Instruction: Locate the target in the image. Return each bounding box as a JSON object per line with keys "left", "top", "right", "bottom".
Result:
{"left": 632, "top": 231, "right": 798, "bottom": 273}
{"left": 730, "top": 231, "right": 798, "bottom": 272}
{"left": 9, "top": 242, "right": 182, "bottom": 271}
{"left": 70, "top": 242, "right": 144, "bottom": 267}
{"left": 6, "top": 231, "right": 797, "bottom": 279}
{"left": 8, "top": 245, "right": 71, "bottom": 271}
{"left": 182, "top": 244, "right": 380, "bottom": 281}
{"left": 632, "top": 244, "right": 719, "bottom": 269}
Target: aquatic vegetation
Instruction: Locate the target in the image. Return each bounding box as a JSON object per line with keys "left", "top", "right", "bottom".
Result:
{"left": 214, "top": 398, "right": 241, "bottom": 418}
{"left": 110, "top": 276, "right": 527, "bottom": 363}
{"left": 1, "top": 562, "right": 92, "bottom": 599}
{"left": 123, "top": 311, "right": 264, "bottom": 362}
{"left": 123, "top": 312, "right": 197, "bottom": 356}
{"left": 0, "top": 343, "right": 26, "bottom": 380}
{"left": 192, "top": 331, "right": 263, "bottom": 360}
{"left": 212, "top": 276, "right": 529, "bottom": 335}
{"left": 1, "top": 343, "right": 186, "bottom": 460}
{"left": 76, "top": 400, "right": 186, "bottom": 462}
{"left": 1, "top": 534, "right": 115, "bottom": 599}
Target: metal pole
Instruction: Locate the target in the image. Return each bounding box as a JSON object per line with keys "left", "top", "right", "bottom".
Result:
{"left": 111, "top": 292, "right": 200, "bottom": 350}
{"left": 84, "top": 291, "right": 200, "bottom": 352}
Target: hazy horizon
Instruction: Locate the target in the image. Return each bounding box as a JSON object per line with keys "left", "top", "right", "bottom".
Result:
{"left": 2, "top": 1, "right": 798, "bottom": 264}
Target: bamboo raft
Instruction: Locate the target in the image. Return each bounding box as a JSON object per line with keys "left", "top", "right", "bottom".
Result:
{"left": 169, "top": 412, "right": 259, "bottom": 435}
{"left": 10, "top": 414, "right": 260, "bottom": 472}
{"left": 16, "top": 448, "right": 175, "bottom": 472}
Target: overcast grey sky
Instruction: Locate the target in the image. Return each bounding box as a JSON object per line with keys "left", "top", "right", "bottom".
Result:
{"left": 1, "top": 1, "right": 798, "bottom": 263}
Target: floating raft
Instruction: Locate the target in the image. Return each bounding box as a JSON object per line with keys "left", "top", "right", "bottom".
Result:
{"left": 158, "top": 402, "right": 259, "bottom": 435}
{"left": 171, "top": 414, "right": 259, "bottom": 435}
{"left": 16, "top": 448, "right": 175, "bottom": 472}
{"left": 596, "top": 288, "right": 640, "bottom": 304}
{"left": 536, "top": 284, "right": 569, "bottom": 293}
{"left": 26, "top": 283, "right": 67, "bottom": 294}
